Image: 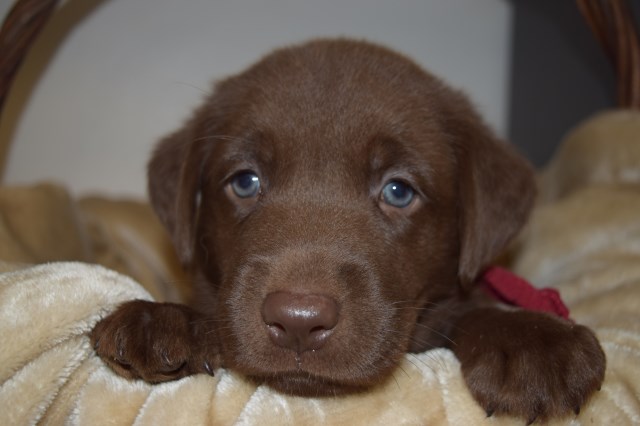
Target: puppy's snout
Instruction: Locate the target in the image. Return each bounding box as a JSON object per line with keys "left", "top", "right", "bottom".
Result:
{"left": 262, "top": 292, "right": 339, "bottom": 353}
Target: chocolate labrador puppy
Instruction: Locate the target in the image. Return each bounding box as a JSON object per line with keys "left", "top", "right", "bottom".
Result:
{"left": 91, "top": 39, "right": 605, "bottom": 423}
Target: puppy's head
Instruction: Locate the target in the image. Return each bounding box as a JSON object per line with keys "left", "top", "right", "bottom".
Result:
{"left": 148, "top": 39, "right": 535, "bottom": 395}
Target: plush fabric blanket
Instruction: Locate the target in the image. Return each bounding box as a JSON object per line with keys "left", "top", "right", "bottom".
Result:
{"left": 1, "top": 110, "right": 639, "bottom": 425}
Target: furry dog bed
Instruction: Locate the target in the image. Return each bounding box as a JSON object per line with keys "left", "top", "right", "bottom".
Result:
{"left": 0, "top": 111, "right": 639, "bottom": 425}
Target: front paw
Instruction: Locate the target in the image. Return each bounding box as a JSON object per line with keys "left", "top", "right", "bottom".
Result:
{"left": 90, "top": 300, "right": 219, "bottom": 383}
{"left": 453, "top": 308, "right": 605, "bottom": 423}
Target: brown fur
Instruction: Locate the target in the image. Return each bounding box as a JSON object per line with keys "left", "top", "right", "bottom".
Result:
{"left": 91, "top": 39, "right": 604, "bottom": 422}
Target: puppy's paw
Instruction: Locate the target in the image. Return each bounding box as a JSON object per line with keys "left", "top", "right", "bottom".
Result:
{"left": 453, "top": 308, "right": 605, "bottom": 423}
{"left": 90, "top": 300, "right": 219, "bottom": 383}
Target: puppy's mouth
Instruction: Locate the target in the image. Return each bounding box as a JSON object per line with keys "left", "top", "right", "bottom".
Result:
{"left": 251, "top": 370, "right": 369, "bottom": 397}
{"left": 224, "top": 335, "right": 406, "bottom": 397}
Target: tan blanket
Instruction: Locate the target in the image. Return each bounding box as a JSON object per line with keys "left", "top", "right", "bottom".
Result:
{"left": 1, "top": 110, "right": 639, "bottom": 425}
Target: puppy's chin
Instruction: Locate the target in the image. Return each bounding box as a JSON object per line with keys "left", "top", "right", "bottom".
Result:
{"left": 253, "top": 372, "right": 370, "bottom": 397}
{"left": 223, "top": 341, "right": 404, "bottom": 396}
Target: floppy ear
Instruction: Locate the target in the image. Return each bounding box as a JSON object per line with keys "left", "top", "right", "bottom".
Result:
{"left": 147, "top": 116, "right": 204, "bottom": 266}
{"left": 454, "top": 112, "right": 536, "bottom": 287}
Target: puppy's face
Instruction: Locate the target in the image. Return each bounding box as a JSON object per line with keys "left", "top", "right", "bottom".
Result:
{"left": 149, "top": 40, "right": 534, "bottom": 395}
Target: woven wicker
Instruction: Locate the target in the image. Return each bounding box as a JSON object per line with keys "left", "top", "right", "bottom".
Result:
{"left": 577, "top": 0, "right": 640, "bottom": 108}
{"left": 0, "top": 0, "right": 60, "bottom": 113}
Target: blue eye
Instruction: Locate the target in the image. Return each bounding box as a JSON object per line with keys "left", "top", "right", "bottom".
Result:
{"left": 230, "top": 171, "right": 261, "bottom": 198}
{"left": 381, "top": 180, "right": 415, "bottom": 208}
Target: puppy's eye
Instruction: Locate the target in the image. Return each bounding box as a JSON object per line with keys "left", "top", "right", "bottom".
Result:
{"left": 381, "top": 180, "right": 415, "bottom": 208}
{"left": 230, "top": 171, "right": 261, "bottom": 198}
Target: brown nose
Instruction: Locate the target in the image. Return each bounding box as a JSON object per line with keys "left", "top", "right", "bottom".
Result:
{"left": 261, "top": 291, "right": 339, "bottom": 353}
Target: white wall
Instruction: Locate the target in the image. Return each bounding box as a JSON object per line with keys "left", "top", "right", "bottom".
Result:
{"left": 0, "top": 0, "right": 513, "bottom": 198}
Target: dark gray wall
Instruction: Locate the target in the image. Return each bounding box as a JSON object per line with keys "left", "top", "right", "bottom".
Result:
{"left": 508, "top": 0, "right": 619, "bottom": 168}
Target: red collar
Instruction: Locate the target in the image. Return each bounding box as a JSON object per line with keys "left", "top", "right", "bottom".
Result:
{"left": 479, "top": 266, "right": 570, "bottom": 319}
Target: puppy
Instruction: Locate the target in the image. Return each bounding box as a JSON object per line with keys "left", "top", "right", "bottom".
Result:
{"left": 91, "top": 39, "right": 605, "bottom": 422}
